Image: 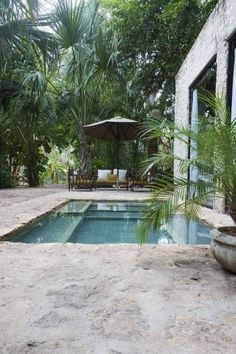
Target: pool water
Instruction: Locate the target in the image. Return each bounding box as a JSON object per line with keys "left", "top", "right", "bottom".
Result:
{"left": 11, "top": 201, "right": 212, "bottom": 244}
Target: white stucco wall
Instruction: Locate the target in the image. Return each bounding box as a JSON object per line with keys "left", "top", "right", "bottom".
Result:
{"left": 174, "top": 0, "right": 236, "bottom": 211}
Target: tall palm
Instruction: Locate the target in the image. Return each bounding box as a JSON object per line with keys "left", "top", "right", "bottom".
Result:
{"left": 1, "top": 46, "right": 57, "bottom": 186}
{"left": 140, "top": 92, "right": 236, "bottom": 241}
{"left": 52, "top": 0, "right": 122, "bottom": 172}
{"left": 0, "top": 0, "right": 58, "bottom": 186}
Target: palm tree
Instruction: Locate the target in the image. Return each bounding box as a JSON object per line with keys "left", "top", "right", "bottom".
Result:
{"left": 0, "top": 0, "right": 58, "bottom": 186}
{"left": 5, "top": 60, "right": 57, "bottom": 186}
{"left": 52, "top": 0, "right": 122, "bottom": 172}
{"left": 140, "top": 92, "right": 236, "bottom": 241}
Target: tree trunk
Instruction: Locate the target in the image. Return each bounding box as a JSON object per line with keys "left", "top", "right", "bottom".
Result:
{"left": 25, "top": 139, "right": 40, "bottom": 187}
{"left": 27, "top": 171, "right": 38, "bottom": 187}
{"left": 148, "top": 138, "right": 158, "bottom": 176}
{"left": 77, "top": 124, "right": 90, "bottom": 174}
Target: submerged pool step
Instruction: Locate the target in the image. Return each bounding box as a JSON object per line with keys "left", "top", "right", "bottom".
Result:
{"left": 88, "top": 207, "right": 144, "bottom": 213}
{"left": 86, "top": 210, "right": 142, "bottom": 217}
{"left": 57, "top": 201, "right": 92, "bottom": 214}
{"left": 53, "top": 215, "right": 84, "bottom": 243}
{"left": 85, "top": 216, "right": 143, "bottom": 221}
{"left": 13, "top": 214, "right": 84, "bottom": 243}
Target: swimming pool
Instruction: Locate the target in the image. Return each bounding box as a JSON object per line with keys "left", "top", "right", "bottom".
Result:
{"left": 11, "top": 201, "right": 212, "bottom": 244}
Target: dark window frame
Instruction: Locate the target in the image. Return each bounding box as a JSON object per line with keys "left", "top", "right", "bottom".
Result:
{"left": 227, "top": 34, "right": 236, "bottom": 113}
{"left": 225, "top": 33, "right": 236, "bottom": 212}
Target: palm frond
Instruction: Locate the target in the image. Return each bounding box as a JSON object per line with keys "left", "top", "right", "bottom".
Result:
{"left": 0, "top": 16, "right": 57, "bottom": 62}
{"left": 139, "top": 175, "right": 214, "bottom": 244}
{"left": 53, "top": 0, "right": 88, "bottom": 49}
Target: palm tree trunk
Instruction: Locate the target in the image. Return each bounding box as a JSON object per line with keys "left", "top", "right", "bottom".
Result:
{"left": 77, "top": 125, "right": 90, "bottom": 174}
{"left": 148, "top": 138, "right": 158, "bottom": 176}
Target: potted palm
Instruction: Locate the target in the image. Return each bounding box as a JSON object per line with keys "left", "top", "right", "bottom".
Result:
{"left": 140, "top": 93, "right": 236, "bottom": 273}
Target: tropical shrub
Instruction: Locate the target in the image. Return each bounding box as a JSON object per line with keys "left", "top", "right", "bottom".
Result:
{"left": 41, "top": 145, "right": 77, "bottom": 184}
{"left": 140, "top": 93, "right": 236, "bottom": 241}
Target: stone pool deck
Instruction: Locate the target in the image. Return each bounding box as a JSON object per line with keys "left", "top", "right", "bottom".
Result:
{"left": 0, "top": 186, "right": 236, "bottom": 354}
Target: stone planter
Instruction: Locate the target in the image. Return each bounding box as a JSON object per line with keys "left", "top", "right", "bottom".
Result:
{"left": 210, "top": 227, "right": 236, "bottom": 274}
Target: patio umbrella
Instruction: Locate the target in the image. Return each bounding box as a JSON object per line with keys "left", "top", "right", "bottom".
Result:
{"left": 83, "top": 116, "right": 140, "bottom": 189}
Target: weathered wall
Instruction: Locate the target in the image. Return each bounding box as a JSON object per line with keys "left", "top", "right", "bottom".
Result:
{"left": 174, "top": 0, "right": 236, "bottom": 211}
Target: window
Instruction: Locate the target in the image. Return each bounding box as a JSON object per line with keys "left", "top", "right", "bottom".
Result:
{"left": 189, "top": 60, "right": 217, "bottom": 207}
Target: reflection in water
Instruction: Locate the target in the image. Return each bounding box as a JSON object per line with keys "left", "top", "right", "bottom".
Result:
{"left": 157, "top": 215, "right": 211, "bottom": 245}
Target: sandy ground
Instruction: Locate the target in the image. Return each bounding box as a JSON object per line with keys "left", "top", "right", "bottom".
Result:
{"left": 0, "top": 186, "right": 235, "bottom": 353}
{"left": 0, "top": 243, "right": 235, "bottom": 354}
{"left": 0, "top": 185, "right": 66, "bottom": 208}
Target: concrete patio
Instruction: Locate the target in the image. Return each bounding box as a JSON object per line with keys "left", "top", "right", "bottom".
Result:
{"left": 0, "top": 186, "right": 235, "bottom": 354}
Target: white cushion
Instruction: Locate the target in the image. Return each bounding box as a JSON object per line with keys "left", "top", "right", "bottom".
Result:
{"left": 97, "top": 169, "right": 111, "bottom": 180}
{"left": 113, "top": 169, "right": 127, "bottom": 180}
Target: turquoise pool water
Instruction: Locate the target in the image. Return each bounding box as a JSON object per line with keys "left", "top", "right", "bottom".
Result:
{"left": 11, "top": 201, "right": 212, "bottom": 244}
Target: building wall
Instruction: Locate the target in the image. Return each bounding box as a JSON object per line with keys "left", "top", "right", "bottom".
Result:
{"left": 174, "top": 0, "right": 236, "bottom": 211}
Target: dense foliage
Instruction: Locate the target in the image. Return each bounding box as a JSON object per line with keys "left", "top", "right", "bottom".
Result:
{"left": 0, "top": 0, "right": 57, "bottom": 186}
{"left": 99, "top": 0, "right": 218, "bottom": 116}
{"left": 0, "top": 0, "right": 218, "bottom": 188}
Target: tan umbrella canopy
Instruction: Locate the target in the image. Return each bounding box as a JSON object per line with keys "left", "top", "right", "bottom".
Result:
{"left": 83, "top": 116, "right": 139, "bottom": 140}
{"left": 83, "top": 116, "right": 140, "bottom": 189}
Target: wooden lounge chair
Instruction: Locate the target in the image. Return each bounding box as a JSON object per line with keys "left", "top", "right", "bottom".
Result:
{"left": 68, "top": 168, "right": 94, "bottom": 191}
{"left": 129, "top": 173, "right": 152, "bottom": 191}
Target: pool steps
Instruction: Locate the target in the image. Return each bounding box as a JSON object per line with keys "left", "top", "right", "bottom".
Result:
{"left": 56, "top": 202, "right": 144, "bottom": 242}
{"left": 57, "top": 201, "right": 92, "bottom": 214}
{"left": 54, "top": 216, "right": 83, "bottom": 243}
{"left": 55, "top": 202, "right": 92, "bottom": 242}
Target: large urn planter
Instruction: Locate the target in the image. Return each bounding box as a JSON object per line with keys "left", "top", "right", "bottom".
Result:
{"left": 210, "top": 227, "right": 236, "bottom": 274}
